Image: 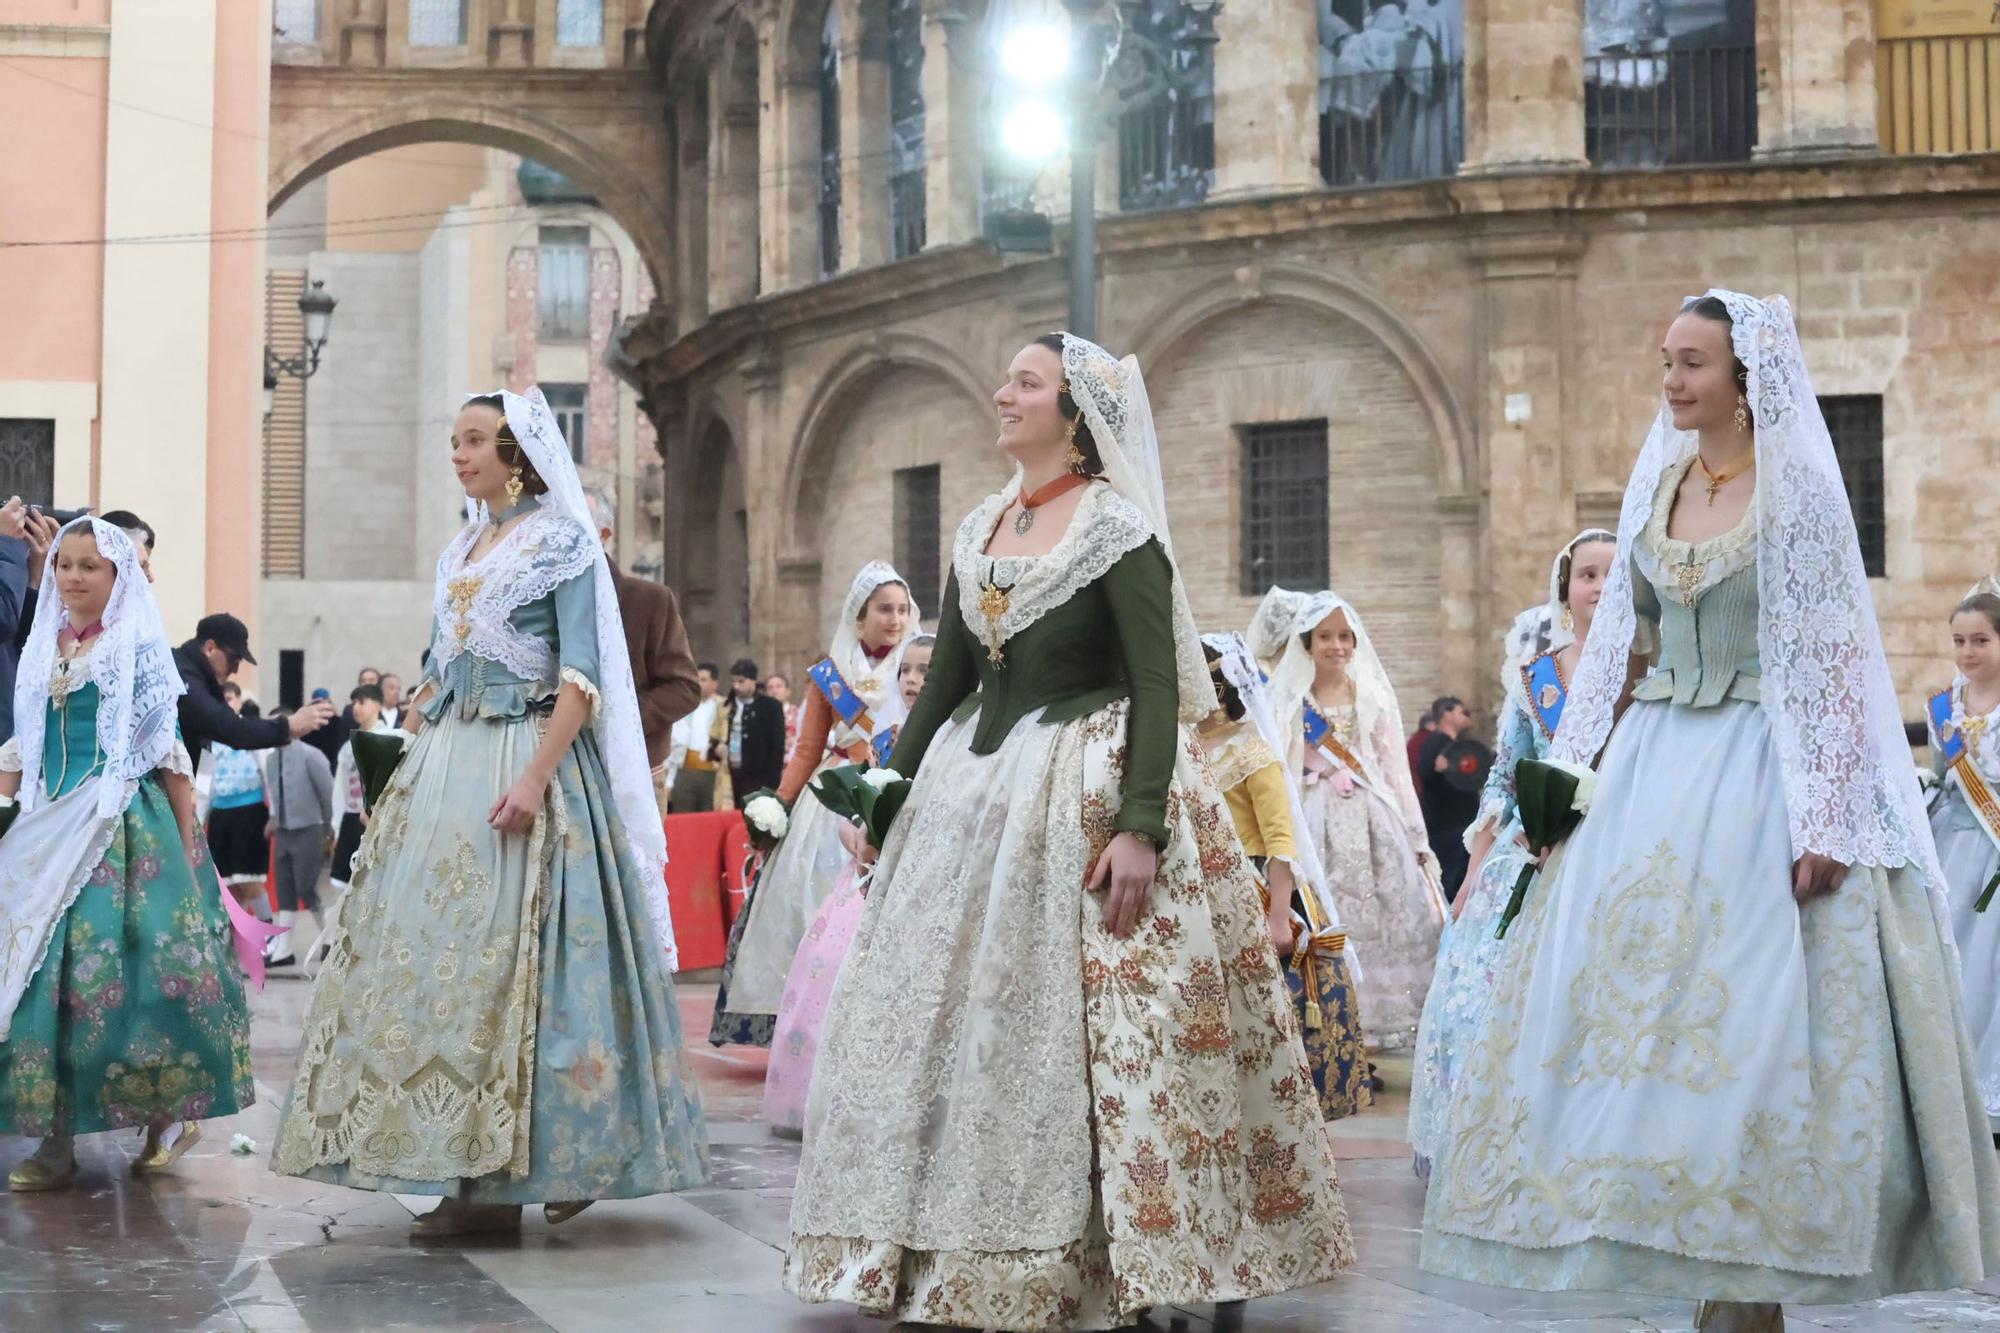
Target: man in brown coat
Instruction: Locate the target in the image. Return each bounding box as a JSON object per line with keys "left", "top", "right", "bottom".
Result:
{"left": 587, "top": 494, "right": 702, "bottom": 802}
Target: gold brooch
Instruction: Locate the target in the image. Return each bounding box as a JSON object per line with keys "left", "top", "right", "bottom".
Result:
{"left": 1672, "top": 560, "right": 1705, "bottom": 609}
{"left": 977, "top": 583, "right": 1010, "bottom": 664}
{"left": 1539, "top": 682, "right": 1561, "bottom": 709}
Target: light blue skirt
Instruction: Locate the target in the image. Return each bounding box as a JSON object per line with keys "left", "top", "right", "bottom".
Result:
{"left": 272, "top": 704, "right": 709, "bottom": 1202}
{"left": 1933, "top": 781, "right": 2000, "bottom": 1130}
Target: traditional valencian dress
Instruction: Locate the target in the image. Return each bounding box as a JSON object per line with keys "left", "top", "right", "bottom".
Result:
{"left": 0, "top": 518, "right": 252, "bottom": 1147}
{"left": 1274, "top": 593, "right": 1444, "bottom": 1051}
{"left": 1200, "top": 631, "right": 1369, "bottom": 1122}
{"left": 709, "top": 562, "right": 915, "bottom": 1048}
{"left": 785, "top": 336, "right": 1350, "bottom": 1331}
{"left": 273, "top": 389, "right": 707, "bottom": 1206}
{"left": 1929, "top": 671, "right": 2000, "bottom": 1132}
{"left": 1407, "top": 531, "right": 1605, "bottom": 1180}
{"left": 763, "top": 634, "right": 929, "bottom": 1134}
{"left": 1422, "top": 292, "right": 2000, "bottom": 1305}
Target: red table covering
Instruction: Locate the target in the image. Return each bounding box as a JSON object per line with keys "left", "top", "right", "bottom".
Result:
{"left": 662, "top": 809, "right": 754, "bottom": 971}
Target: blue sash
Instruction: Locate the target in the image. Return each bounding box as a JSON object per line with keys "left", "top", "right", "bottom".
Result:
{"left": 1523, "top": 651, "right": 1568, "bottom": 739}
{"left": 1931, "top": 687, "right": 1966, "bottom": 765}
{"left": 870, "top": 726, "right": 898, "bottom": 769}
{"left": 808, "top": 657, "right": 874, "bottom": 735}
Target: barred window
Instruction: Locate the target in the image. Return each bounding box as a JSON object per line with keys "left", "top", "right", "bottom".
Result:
{"left": 818, "top": 5, "right": 843, "bottom": 276}
{"left": 1821, "top": 394, "right": 1886, "bottom": 577}
{"left": 894, "top": 464, "right": 942, "bottom": 613}
{"left": 543, "top": 383, "right": 588, "bottom": 463}
{"left": 537, "top": 225, "right": 592, "bottom": 340}
{"left": 0, "top": 418, "right": 55, "bottom": 508}
{"left": 1238, "top": 420, "right": 1329, "bottom": 595}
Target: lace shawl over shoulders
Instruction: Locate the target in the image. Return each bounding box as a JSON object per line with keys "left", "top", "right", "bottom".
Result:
{"left": 952, "top": 481, "right": 1153, "bottom": 647}
{"left": 430, "top": 506, "right": 597, "bottom": 683}
{"left": 1633, "top": 454, "right": 1760, "bottom": 604}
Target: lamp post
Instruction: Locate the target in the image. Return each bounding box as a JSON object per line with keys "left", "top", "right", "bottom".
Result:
{"left": 264, "top": 278, "right": 338, "bottom": 385}
{"left": 992, "top": 0, "right": 1220, "bottom": 341}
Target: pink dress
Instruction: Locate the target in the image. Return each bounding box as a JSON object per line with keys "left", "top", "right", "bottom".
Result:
{"left": 763, "top": 861, "right": 867, "bottom": 1132}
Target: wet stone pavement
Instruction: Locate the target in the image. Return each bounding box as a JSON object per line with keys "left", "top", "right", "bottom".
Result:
{"left": 4, "top": 975, "right": 1999, "bottom": 1331}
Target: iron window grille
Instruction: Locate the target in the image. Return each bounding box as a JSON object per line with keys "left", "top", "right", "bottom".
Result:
{"left": 1239, "top": 420, "right": 1330, "bottom": 595}
{"left": 1116, "top": 1, "right": 1216, "bottom": 212}
{"left": 1821, "top": 394, "right": 1886, "bottom": 578}
{"left": 894, "top": 464, "right": 943, "bottom": 613}
{"left": 1584, "top": 43, "right": 1757, "bottom": 168}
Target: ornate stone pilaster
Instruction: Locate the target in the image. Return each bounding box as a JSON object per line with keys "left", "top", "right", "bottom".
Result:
{"left": 1208, "top": 0, "right": 1320, "bottom": 197}
{"left": 1755, "top": 0, "right": 1879, "bottom": 158}
{"left": 758, "top": 2, "right": 823, "bottom": 291}
{"left": 919, "top": 2, "right": 982, "bottom": 246}
{"left": 837, "top": 0, "right": 893, "bottom": 270}
{"left": 708, "top": 38, "right": 762, "bottom": 312}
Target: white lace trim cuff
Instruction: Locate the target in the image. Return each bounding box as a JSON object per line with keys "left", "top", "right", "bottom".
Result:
{"left": 160, "top": 738, "right": 195, "bottom": 779}
{"left": 561, "top": 667, "right": 603, "bottom": 719}
{"left": 0, "top": 737, "right": 20, "bottom": 774}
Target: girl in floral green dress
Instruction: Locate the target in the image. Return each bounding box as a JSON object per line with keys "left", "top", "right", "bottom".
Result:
{"left": 0, "top": 517, "right": 252, "bottom": 1190}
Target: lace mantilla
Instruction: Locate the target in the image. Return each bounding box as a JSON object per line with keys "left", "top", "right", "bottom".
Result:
{"left": 429, "top": 506, "right": 594, "bottom": 684}
{"left": 13, "top": 518, "right": 181, "bottom": 819}
{"left": 954, "top": 480, "right": 1151, "bottom": 653}
{"left": 1199, "top": 721, "right": 1280, "bottom": 794}
{"left": 1554, "top": 290, "right": 1945, "bottom": 912}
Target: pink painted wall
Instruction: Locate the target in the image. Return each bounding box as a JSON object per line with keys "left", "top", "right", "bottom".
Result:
{"left": 204, "top": 1, "right": 272, "bottom": 627}
{"left": 0, "top": 55, "right": 108, "bottom": 385}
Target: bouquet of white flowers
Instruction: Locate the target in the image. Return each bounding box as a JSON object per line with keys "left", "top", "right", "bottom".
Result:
{"left": 811, "top": 763, "right": 913, "bottom": 852}
{"left": 1495, "top": 757, "right": 1596, "bottom": 940}
{"left": 742, "top": 791, "right": 790, "bottom": 853}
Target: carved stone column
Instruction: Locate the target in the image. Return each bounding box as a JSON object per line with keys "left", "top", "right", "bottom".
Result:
{"left": 1209, "top": 0, "right": 1320, "bottom": 196}
{"left": 1755, "top": 0, "right": 1879, "bottom": 157}
{"left": 758, "top": 2, "right": 823, "bottom": 291}
{"left": 837, "top": 0, "right": 892, "bottom": 269}
{"left": 1460, "top": 0, "right": 1586, "bottom": 171}
{"left": 919, "top": 1, "right": 982, "bottom": 246}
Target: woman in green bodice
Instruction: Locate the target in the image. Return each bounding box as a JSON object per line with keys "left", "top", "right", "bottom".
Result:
{"left": 782, "top": 334, "right": 1353, "bottom": 1330}
{"left": 0, "top": 517, "right": 252, "bottom": 1190}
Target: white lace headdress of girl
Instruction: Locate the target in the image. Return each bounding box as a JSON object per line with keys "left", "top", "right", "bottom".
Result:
{"left": 1502, "top": 528, "right": 1619, "bottom": 695}
{"left": 874, "top": 631, "right": 937, "bottom": 738}
{"left": 1059, "top": 333, "right": 1219, "bottom": 722}
{"left": 827, "top": 560, "right": 920, "bottom": 709}
{"left": 1247, "top": 586, "right": 1311, "bottom": 664}
{"left": 1201, "top": 631, "right": 1348, "bottom": 941}
{"left": 1552, "top": 291, "right": 1947, "bottom": 909}
{"left": 461, "top": 387, "right": 679, "bottom": 969}
{"left": 1268, "top": 589, "right": 1408, "bottom": 782}
{"left": 14, "top": 515, "right": 183, "bottom": 818}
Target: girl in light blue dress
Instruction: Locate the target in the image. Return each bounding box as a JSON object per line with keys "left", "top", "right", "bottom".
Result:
{"left": 273, "top": 388, "right": 707, "bottom": 1237}
{"left": 1406, "top": 527, "right": 1613, "bottom": 1182}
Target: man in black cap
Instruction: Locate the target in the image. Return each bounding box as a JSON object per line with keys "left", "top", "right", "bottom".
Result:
{"left": 174, "top": 613, "right": 334, "bottom": 773}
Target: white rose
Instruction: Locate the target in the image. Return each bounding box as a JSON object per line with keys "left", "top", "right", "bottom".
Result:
{"left": 1544, "top": 758, "right": 1598, "bottom": 814}
{"left": 230, "top": 1133, "right": 257, "bottom": 1155}
{"left": 860, "top": 767, "right": 903, "bottom": 792}
{"left": 1916, "top": 765, "right": 1940, "bottom": 793}
{"left": 744, "top": 794, "right": 789, "bottom": 840}
{"left": 0, "top": 794, "right": 14, "bottom": 809}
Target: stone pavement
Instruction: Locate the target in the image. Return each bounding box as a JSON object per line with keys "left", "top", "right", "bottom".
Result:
{"left": 3, "top": 975, "right": 1997, "bottom": 1331}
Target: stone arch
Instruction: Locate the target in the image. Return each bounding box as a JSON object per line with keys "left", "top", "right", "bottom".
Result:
{"left": 1131, "top": 265, "right": 1473, "bottom": 495}
{"left": 268, "top": 99, "right": 675, "bottom": 297}
{"left": 1137, "top": 278, "right": 1464, "bottom": 720}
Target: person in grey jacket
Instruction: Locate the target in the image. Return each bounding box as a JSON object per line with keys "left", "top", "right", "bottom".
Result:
{"left": 261, "top": 717, "right": 335, "bottom": 969}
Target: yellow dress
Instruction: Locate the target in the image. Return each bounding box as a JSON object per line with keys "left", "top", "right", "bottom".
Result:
{"left": 1205, "top": 720, "right": 1372, "bottom": 1121}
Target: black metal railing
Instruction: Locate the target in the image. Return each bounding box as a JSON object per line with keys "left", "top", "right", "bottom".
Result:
{"left": 1584, "top": 44, "right": 1757, "bottom": 168}
{"left": 1878, "top": 35, "right": 1999, "bottom": 156}
{"left": 1319, "top": 62, "right": 1464, "bottom": 187}
{"left": 1118, "top": 86, "right": 1214, "bottom": 212}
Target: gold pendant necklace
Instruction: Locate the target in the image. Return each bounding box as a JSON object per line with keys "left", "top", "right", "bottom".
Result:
{"left": 1694, "top": 453, "right": 1751, "bottom": 506}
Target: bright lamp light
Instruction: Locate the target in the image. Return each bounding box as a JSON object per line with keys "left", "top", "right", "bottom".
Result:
{"left": 1000, "top": 98, "right": 1068, "bottom": 162}
{"left": 999, "top": 21, "right": 1069, "bottom": 85}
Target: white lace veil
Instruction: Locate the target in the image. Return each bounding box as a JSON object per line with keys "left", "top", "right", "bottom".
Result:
{"left": 1060, "top": 333, "right": 1218, "bottom": 721}
{"left": 1503, "top": 528, "right": 1618, "bottom": 700}
{"left": 14, "top": 516, "right": 183, "bottom": 818}
{"left": 1247, "top": 587, "right": 1311, "bottom": 664}
{"left": 1202, "top": 631, "right": 1343, "bottom": 934}
{"left": 1269, "top": 590, "right": 1408, "bottom": 773}
{"left": 874, "top": 631, "right": 937, "bottom": 737}
{"left": 827, "top": 560, "right": 920, "bottom": 715}
{"left": 1552, "top": 291, "right": 1942, "bottom": 890}
{"left": 469, "top": 387, "right": 678, "bottom": 970}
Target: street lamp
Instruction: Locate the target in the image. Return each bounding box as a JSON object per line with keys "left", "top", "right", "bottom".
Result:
{"left": 265, "top": 278, "right": 338, "bottom": 384}
{"left": 990, "top": 0, "right": 1221, "bottom": 340}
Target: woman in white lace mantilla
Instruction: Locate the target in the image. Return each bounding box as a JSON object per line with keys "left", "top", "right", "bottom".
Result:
{"left": 784, "top": 334, "right": 1351, "bottom": 1330}
{"left": 0, "top": 517, "right": 250, "bottom": 1190}
{"left": 272, "top": 389, "right": 708, "bottom": 1237}
{"left": 1928, "top": 587, "right": 2000, "bottom": 1134}
{"left": 1271, "top": 591, "right": 1445, "bottom": 1052}
{"left": 1420, "top": 292, "right": 2000, "bottom": 1324}
{"left": 707, "top": 559, "right": 916, "bottom": 1050}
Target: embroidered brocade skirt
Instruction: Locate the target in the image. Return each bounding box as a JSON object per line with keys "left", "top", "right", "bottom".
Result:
{"left": 709, "top": 768, "right": 851, "bottom": 1046}
{"left": 271, "top": 706, "right": 709, "bottom": 1202}
{"left": 1299, "top": 777, "right": 1442, "bottom": 1050}
{"left": 785, "top": 701, "right": 1353, "bottom": 1330}
{"left": 1284, "top": 933, "right": 1372, "bottom": 1123}
{"left": 0, "top": 781, "right": 252, "bottom": 1137}
{"left": 1406, "top": 816, "right": 1534, "bottom": 1178}
{"left": 1421, "top": 697, "right": 2000, "bottom": 1300}
{"left": 1933, "top": 782, "right": 2000, "bottom": 1131}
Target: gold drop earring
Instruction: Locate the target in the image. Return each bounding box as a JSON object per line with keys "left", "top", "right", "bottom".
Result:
{"left": 1063, "top": 417, "right": 1086, "bottom": 475}
{"left": 505, "top": 466, "right": 525, "bottom": 507}
{"left": 1733, "top": 370, "right": 1750, "bottom": 433}
{"left": 1561, "top": 604, "right": 1574, "bottom": 632}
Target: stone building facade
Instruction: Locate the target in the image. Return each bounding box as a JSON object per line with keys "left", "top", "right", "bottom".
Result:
{"left": 624, "top": 0, "right": 1999, "bottom": 722}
